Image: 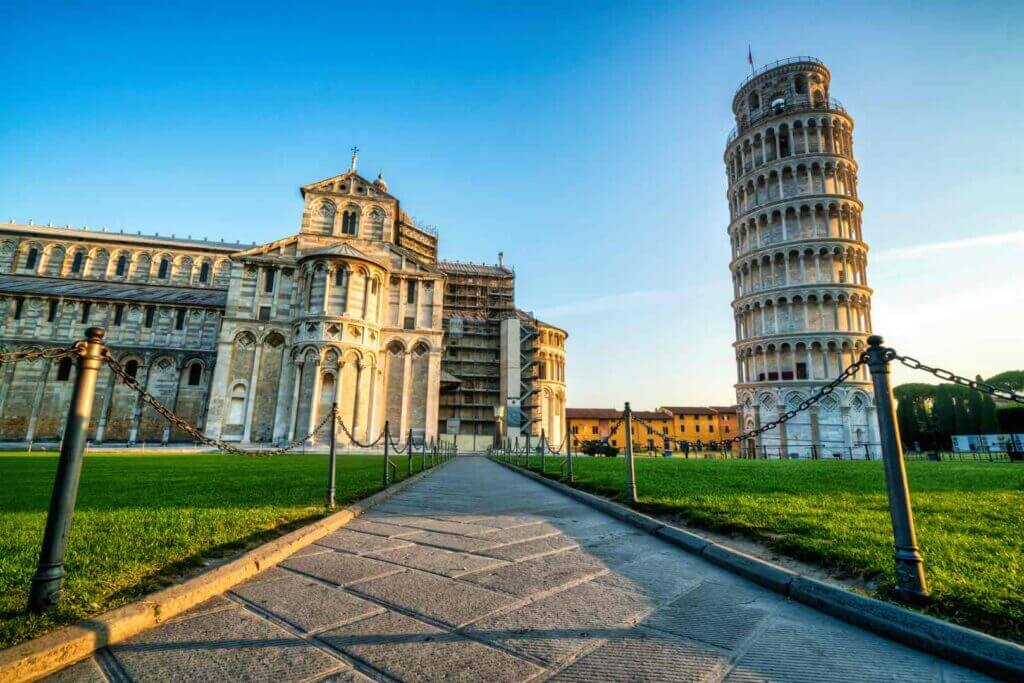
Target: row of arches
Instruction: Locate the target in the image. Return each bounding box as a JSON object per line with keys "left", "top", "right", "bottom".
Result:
{"left": 311, "top": 200, "right": 387, "bottom": 239}
{"left": 727, "top": 115, "right": 854, "bottom": 182}
{"left": 0, "top": 240, "right": 231, "bottom": 288}
{"left": 729, "top": 162, "right": 858, "bottom": 219}
{"left": 737, "top": 385, "right": 878, "bottom": 458}
{"left": 300, "top": 261, "right": 384, "bottom": 323}
{"left": 735, "top": 293, "right": 872, "bottom": 339}
{"left": 537, "top": 351, "right": 565, "bottom": 382}
{"left": 733, "top": 246, "right": 868, "bottom": 296}
{"left": 731, "top": 202, "right": 863, "bottom": 257}
{"left": 736, "top": 339, "right": 870, "bottom": 384}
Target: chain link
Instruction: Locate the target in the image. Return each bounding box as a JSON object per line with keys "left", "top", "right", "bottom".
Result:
{"left": 103, "top": 351, "right": 329, "bottom": 456}
{"left": 727, "top": 356, "right": 868, "bottom": 445}
{"left": 333, "top": 413, "right": 386, "bottom": 449}
{"left": 892, "top": 353, "right": 1024, "bottom": 405}
{"left": 0, "top": 344, "right": 82, "bottom": 363}
{"left": 544, "top": 433, "right": 568, "bottom": 454}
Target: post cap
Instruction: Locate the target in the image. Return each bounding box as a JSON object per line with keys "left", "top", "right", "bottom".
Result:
{"left": 86, "top": 327, "right": 106, "bottom": 341}
{"left": 867, "top": 335, "right": 884, "bottom": 347}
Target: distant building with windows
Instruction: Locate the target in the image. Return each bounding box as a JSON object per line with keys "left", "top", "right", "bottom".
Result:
{"left": 567, "top": 406, "right": 738, "bottom": 451}
{"left": 0, "top": 154, "right": 566, "bottom": 447}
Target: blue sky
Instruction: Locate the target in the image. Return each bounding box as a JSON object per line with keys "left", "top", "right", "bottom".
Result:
{"left": 2, "top": 1, "right": 1022, "bottom": 408}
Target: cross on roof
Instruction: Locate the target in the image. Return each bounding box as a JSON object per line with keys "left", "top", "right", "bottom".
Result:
{"left": 350, "top": 146, "right": 359, "bottom": 171}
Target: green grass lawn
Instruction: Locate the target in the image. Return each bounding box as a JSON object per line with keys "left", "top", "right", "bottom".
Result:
{"left": 506, "top": 454, "right": 1024, "bottom": 643}
{"left": 0, "top": 450, "right": 434, "bottom": 650}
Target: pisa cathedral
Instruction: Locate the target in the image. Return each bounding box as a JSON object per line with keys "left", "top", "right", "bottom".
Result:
{"left": 0, "top": 154, "right": 566, "bottom": 447}
{"left": 725, "top": 58, "right": 880, "bottom": 457}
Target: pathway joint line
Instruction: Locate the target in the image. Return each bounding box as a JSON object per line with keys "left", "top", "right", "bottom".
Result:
{"left": 0, "top": 459, "right": 453, "bottom": 683}
{"left": 491, "top": 457, "right": 1024, "bottom": 681}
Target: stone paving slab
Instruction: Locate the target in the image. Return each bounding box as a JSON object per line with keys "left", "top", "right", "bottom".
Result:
{"left": 345, "top": 518, "right": 428, "bottom": 538}
{"left": 367, "top": 543, "right": 507, "bottom": 577}
{"left": 464, "top": 580, "right": 652, "bottom": 665}
{"left": 282, "top": 551, "right": 406, "bottom": 586}
{"left": 232, "top": 572, "right": 384, "bottom": 633}
{"left": 348, "top": 568, "right": 520, "bottom": 628}
{"left": 402, "top": 529, "right": 504, "bottom": 552}
{"left": 41, "top": 657, "right": 107, "bottom": 683}
{"left": 64, "top": 457, "right": 998, "bottom": 682}
{"left": 460, "top": 548, "right": 608, "bottom": 598}
{"left": 314, "top": 528, "right": 416, "bottom": 556}
{"left": 109, "top": 605, "right": 344, "bottom": 682}
{"left": 318, "top": 609, "right": 543, "bottom": 682}
{"left": 476, "top": 533, "right": 580, "bottom": 561}
{"left": 550, "top": 627, "right": 731, "bottom": 682}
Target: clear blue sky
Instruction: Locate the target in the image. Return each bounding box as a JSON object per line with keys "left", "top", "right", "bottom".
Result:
{"left": 2, "top": 1, "right": 1022, "bottom": 408}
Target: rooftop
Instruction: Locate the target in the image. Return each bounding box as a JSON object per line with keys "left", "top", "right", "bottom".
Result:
{"left": 0, "top": 273, "right": 228, "bottom": 307}
{"left": 1, "top": 222, "right": 254, "bottom": 252}
{"left": 437, "top": 260, "right": 514, "bottom": 277}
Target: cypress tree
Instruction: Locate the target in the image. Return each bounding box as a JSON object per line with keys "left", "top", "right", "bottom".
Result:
{"left": 933, "top": 385, "right": 956, "bottom": 446}
{"left": 978, "top": 376, "right": 1000, "bottom": 433}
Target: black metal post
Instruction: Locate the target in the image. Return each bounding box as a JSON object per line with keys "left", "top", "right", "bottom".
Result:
{"left": 327, "top": 402, "right": 338, "bottom": 509}
{"left": 540, "top": 429, "right": 546, "bottom": 474}
{"left": 28, "top": 327, "right": 105, "bottom": 613}
{"left": 383, "top": 421, "right": 391, "bottom": 486}
{"left": 526, "top": 430, "right": 532, "bottom": 470}
{"left": 866, "top": 335, "right": 929, "bottom": 601}
{"left": 624, "top": 402, "right": 637, "bottom": 503}
{"left": 565, "top": 415, "right": 574, "bottom": 483}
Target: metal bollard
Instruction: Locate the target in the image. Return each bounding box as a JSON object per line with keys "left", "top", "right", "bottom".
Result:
{"left": 866, "top": 336, "right": 928, "bottom": 601}
{"left": 623, "top": 402, "right": 637, "bottom": 503}
{"left": 383, "top": 421, "right": 391, "bottom": 486}
{"left": 565, "top": 415, "right": 574, "bottom": 483}
{"left": 327, "top": 402, "right": 338, "bottom": 508}
{"left": 540, "top": 430, "right": 546, "bottom": 474}
{"left": 28, "top": 327, "right": 105, "bottom": 613}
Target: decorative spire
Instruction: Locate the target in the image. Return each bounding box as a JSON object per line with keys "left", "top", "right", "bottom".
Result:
{"left": 350, "top": 146, "right": 359, "bottom": 172}
{"left": 374, "top": 170, "right": 388, "bottom": 192}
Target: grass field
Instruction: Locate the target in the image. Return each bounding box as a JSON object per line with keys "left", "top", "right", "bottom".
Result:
{"left": 506, "top": 454, "right": 1024, "bottom": 642}
{"left": 0, "top": 450, "right": 434, "bottom": 650}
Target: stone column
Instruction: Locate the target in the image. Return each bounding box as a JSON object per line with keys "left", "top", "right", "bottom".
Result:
{"left": 322, "top": 266, "right": 332, "bottom": 315}
{"left": 0, "top": 362, "right": 16, "bottom": 421}
{"left": 272, "top": 350, "right": 297, "bottom": 442}
{"left": 128, "top": 360, "right": 151, "bottom": 445}
{"left": 424, "top": 350, "right": 441, "bottom": 442}
{"left": 306, "top": 357, "right": 322, "bottom": 442}
{"left": 241, "top": 341, "right": 263, "bottom": 443}
{"left": 288, "top": 359, "right": 304, "bottom": 440}
{"left": 203, "top": 340, "right": 234, "bottom": 439}
{"left": 24, "top": 359, "right": 52, "bottom": 443}
{"left": 94, "top": 365, "right": 116, "bottom": 443}
{"left": 399, "top": 350, "right": 413, "bottom": 436}
{"left": 161, "top": 363, "right": 182, "bottom": 444}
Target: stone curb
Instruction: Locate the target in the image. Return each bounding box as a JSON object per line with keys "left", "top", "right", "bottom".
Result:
{"left": 0, "top": 457, "right": 453, "bottom": 683}
{"left": 492, "top": 458, "right": 1024, "bottom": 681}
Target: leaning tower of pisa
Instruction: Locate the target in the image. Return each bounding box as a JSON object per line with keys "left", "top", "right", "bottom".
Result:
{"left": 724, "top": 57, "right": 879, "bottom": 458}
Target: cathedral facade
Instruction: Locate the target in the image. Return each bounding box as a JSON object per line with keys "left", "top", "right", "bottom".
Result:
{"left": 0, "top": 157, "right": 565, "bottom": 447}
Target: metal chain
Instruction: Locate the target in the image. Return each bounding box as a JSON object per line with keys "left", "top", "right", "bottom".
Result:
{"left": 334, "top": 413, "right": 385, "bottom": 449}
{"left": 597, "top": 416, "right": 625, "bottom": 445}
{"left": 103, "top": 351, "right": 330, "bottom": 456}
{"left": 0, "top": 344, "right": 82, "bottom": 363}
{"left": 891, "top": 353, "right": 1024, "bottom": 405}
{"left": 544, "top": 433, "right": 568, "bottom": 454}
{"left": 727, "top": 356, "right": 867, "bottom": 445}
{"left": 387, "top": 431, "right": 409, "bottom": 454}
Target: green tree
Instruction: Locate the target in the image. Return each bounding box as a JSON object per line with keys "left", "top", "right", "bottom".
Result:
{"left": 977, "top": 376, "right": 1000, "bottom": 433}
{"left": 933, "top": 385, "right": 956, "bottom": 445}
{"left": 965, "top": 380, "right": 985, "bottom": 434}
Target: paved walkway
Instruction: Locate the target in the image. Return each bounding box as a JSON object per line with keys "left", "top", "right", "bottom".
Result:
{"left": 50, "top": 458, "right": 990, "bottom": 682}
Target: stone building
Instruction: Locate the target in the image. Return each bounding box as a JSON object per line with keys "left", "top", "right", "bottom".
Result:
{"left": 724, "top": 57, "right": 879, "bottom": 458}
{"left": 0, "top": 155, "right": 566, "bottom": 447}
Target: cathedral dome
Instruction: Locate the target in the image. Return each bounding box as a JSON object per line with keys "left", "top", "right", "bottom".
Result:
{"left": 374, "top": 172, "right": 389, "bottom": 193}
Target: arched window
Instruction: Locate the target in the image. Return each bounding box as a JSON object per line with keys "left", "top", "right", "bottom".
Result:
{"left": 71, "top": 251, "right": 84, "bottom": 274}
{"left": 157, "top": 258, "right": 170, "bottom": 279}
{"left": 795, "top": 74, "right": 807, "bottom": 95}
{"left": 342, "top": 209, "right": 359, "bottom": 235}
{"left": 748, "top": 91, "right": 760, "bottom": 111}
{"left": 227, "top": 383, "right": 247, "bottom": 424}
{"left": 198, "top": 262, "right": 210, "bottom": 283}
{"left": 25, "top": 247, "right": 38, "bottom": 270}
{"left": 188, "top": 363, "right": 203, "bottom": 386}
{"left": 123, "top": 359, "right": 139, "bottom": 382}
{"left": 56, "top": 357, "right": 73, "bottom": 381}
{"left": 316, "top": 201, "right": 335, "bottom": 234}
{"left": 115, "top": 254, "right": 128, "bottom": 276}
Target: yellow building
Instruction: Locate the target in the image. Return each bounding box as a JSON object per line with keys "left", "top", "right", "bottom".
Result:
{"left": 567, "top": 405, "right": 739, "bottom": 452}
